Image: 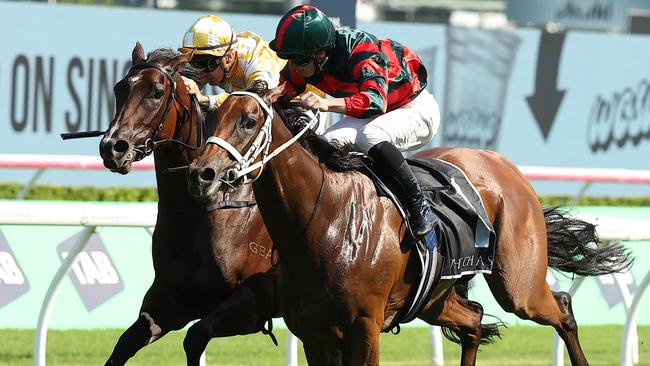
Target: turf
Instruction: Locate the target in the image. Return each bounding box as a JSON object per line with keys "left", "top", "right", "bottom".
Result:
{"left": 0, "top": 326, "right": 648, "bottom": 365}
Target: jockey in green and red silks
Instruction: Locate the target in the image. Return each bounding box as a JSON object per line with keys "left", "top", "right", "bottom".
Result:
{"left": 274, "top": 22, "right": 427, "bottom": 118}
{"left": 270, "top": 5, "right": 441, "bottom": 242}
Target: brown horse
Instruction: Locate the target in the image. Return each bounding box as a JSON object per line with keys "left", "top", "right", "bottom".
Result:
{"left": 99, "top": 43, "right": 278, "bottom": 365}
{"left": 186, "top": 82, "right": 632, "bottom": 366}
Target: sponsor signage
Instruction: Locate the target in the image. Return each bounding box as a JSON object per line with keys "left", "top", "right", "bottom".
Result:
{"left": 311, "top": 0, "right": 357, "bottom": 28}
{"left": 57, "top": 231, "right": 123, "bottom": 311}
{"left": 507, "top": 0, "right": 650, "bottom": 31}
{"left": 0, "top": 231, "right": 30, "bottom": 308}
{"left": 441, "top": 27, "right": 521, "bottom": 150}
{"left": 1, "top": 2, "right": 650, "bottom": 194}
{"left": 596, "top": 272, "right": 637, "bottom": 308}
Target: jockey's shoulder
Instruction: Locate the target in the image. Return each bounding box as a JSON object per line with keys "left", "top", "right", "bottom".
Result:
{"left": 236, "top": 31, "right": 266, "bottom": 43}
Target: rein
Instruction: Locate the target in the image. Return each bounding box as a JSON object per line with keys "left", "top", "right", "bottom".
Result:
{"left": 205, "top": 91, "right": 319, "bottom": 185}
{"left": 128, "top": 62, "right": 204, "bottom": 161}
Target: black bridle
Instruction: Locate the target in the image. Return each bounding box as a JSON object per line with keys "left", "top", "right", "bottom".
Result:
{"left": 61, "top": 61, "right": 204, "bottom": 160}
{"left": 127, "top": 62, "right": 204, "bottom": 161}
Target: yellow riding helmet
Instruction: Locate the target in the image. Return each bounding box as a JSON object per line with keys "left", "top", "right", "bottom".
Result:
{"left": 179, "top": 15, "right": 238, "bottom": 57}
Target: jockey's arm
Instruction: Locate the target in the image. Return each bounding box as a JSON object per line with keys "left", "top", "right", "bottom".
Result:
{"left": 182, "top": 76, "right": 212, "bottom": 108}
{"left": 343, "top": 57, "right": 389, "bottom": 118}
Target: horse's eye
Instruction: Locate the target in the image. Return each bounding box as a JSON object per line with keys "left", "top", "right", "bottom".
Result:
{"left": 243, "top": 118, "right": 257, "bottom": 130}
{"left": 153, "top": 88, "right": 165, "bottom": 100}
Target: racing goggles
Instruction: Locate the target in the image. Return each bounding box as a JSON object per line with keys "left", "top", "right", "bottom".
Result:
{"left": 290, "top": 55, "right": 314, "bottom": 67}
{"left": 189, "top": 56, "right": 221, "bottom": 72}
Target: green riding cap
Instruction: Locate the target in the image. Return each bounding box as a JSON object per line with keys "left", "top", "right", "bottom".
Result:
{"left": 269, "top": 5, "right": 336, "bottom": 59}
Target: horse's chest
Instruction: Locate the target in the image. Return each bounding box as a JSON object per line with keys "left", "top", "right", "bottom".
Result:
{"left": 153, "top": 239, "right": 220, "bottom": 292}
{"left": 279, "top": 271, "right": 349, "bottom": 336}
{"left": 283, "top": 290, "right": 342, "bottom": 339}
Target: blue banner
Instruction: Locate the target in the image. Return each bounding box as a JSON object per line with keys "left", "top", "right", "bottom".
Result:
{"left": 1, "top": 3, "right": 650, "bottom": 196}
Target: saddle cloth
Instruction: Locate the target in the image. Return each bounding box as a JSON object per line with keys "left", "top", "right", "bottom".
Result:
{"left": 408, "top": 157, "right": 497, "bottom": 279}
{"left": 366, "top": 156, "right": 497, "bottom": 326}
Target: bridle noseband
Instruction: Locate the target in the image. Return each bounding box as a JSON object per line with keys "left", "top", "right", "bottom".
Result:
{"left": 126, "top": 62, "right": 203, "bottom": 161}
{"left": 205, "top": 91, "right": 319, "bottom": 185}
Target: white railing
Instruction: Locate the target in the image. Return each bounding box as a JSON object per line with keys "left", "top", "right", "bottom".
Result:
{"left": 519, "top": 165, "right": 650, "bottom": 204}
{"left": 0, "top": 201, "right": 297, "bottom": 366}
{"left": 2, "top": 154, "right": 650, "bottom": 366}
{"left": 0, "top": 201, "right": 157, "bottom": 366}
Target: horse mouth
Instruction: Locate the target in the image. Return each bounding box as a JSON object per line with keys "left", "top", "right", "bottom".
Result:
{"left": 187, "top": 180, "right": 217, "bottom": 200}
{"left": 100, "top": 137, "right": 137, "bottom": 175}
{"left": 102, "top": 152, "right": 135, "bottom": 175}
{"left": 110, "top": 162, "right": 133, "bottom": 175}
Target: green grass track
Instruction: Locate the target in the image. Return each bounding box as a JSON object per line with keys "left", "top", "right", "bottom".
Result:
{"left": 0, "top": 325, "right": 648, "bottom": 365}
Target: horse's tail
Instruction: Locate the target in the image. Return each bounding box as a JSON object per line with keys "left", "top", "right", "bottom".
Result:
{"left": 544, "top": 207, "right": 634, "bottom": 276}
{"left": 440, "top": 281, "right": 506, "bottom": 346}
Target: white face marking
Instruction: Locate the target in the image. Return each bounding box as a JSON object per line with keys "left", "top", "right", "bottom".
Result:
{"left": 128, "top": 75, "right": 142, "bottom": 84}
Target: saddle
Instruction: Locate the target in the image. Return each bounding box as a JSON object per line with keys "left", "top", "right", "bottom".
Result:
{"left": 365, "top": 157, "right": 497, "bottom": 325}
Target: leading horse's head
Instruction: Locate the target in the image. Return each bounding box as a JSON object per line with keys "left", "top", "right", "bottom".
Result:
{"left": 100, "top": 42, "right": 193, "bottom": 174}
{"left": 187, "top": 81, "right": 285, "bottom": 199}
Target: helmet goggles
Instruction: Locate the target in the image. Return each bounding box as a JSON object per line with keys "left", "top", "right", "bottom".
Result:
{"left": 189, "top": 55, "right": 221, "bottom": 72}
{"left": 289, "top": 54, "right": 314, "bottom": 66}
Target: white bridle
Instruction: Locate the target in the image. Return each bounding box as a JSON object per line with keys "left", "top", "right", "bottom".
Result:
{"left": 205, "top": 91, "right": 319, "bottom": 184}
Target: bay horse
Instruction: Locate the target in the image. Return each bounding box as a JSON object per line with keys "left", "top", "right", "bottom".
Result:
{"left": 186, "top": 81, "right": 632, "bottom": 366}
{"left": 98, "top": 43, "right": 278, "bottom": 365}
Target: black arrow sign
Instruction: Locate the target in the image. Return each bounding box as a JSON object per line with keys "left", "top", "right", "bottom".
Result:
{"left": 526, "top": 30, "right": 566, "bottom": 140}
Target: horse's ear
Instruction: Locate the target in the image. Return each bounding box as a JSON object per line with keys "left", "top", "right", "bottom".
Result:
{"left": 132, "top": 42, "right": 146, "bottom": 65}
{"left": 169, "top": 50, "right": 194, "bottom": 73}
{"left": 265, "top": 83, "right": 286, "bottom": 105}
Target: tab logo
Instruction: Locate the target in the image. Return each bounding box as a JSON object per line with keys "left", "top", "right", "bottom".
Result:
{"left": 57, "top": 231, "right": 123, "bottom": 311}
{"left": 596, "top": 272, "right": 637, "bottom": 309}
{"left": 0, "top": 231, "right": 30, "bottom": 308}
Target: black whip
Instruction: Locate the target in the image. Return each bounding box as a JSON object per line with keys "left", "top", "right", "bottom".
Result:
{"left": 60, "top": 130, "right": 105, "bottom": 140}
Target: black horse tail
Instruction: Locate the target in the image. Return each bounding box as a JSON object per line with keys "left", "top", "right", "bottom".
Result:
{"left": 440, "top": 281, "right": 506, "bottom": 346}
{"left": 544, "top": 207, "right": 634, "bottom": 276}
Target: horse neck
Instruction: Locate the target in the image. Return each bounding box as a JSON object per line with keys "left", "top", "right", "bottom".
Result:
{"left": 253, "top": 115, "right": 331, "bottom": 248}
{"left": 154, "top": 98, "right": 202, "bottom": 209}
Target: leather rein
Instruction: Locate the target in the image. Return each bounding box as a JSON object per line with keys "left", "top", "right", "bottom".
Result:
{"left": 131, "top": 63, "right": 258, "bottom": 213}
{"left": 128, "top": 62, "right": 204, "bottom": 161}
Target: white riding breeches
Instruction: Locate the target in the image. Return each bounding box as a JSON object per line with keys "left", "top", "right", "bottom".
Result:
{"left": 322, "top": 89, "right": 440, "bottom": 154}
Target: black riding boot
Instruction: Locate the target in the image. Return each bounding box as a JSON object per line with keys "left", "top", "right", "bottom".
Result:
{"left": 368, "top": 142, "right": 437, "bottom": 237}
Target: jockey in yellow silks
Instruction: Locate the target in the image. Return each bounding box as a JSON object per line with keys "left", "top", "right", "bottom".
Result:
{"left": 179, "top": 15, "right": 286, "bottom": 110}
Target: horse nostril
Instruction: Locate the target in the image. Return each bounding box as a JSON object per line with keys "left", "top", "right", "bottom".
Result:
{"left": 113, "top": 139, "right": 129, "bottom": 153}
{"left": 199, "top": 167, "right": 216, "bottom": 182}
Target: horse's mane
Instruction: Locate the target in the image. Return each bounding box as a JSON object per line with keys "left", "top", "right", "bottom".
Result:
{"left": 145, "top": 48, "right": 178, "bottom": 63}
{"left": 143, "top": 47, "right": 204, "bottom": 80}
{"left": 245, "top": 80, "right": 368, "bottom": 172}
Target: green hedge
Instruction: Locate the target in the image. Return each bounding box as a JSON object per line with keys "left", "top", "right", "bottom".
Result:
{"left": 1, "top": 183, "right": 649, "bottom": 206}
{"left": 0, "top": 183, "right": 158, "bottom": 202}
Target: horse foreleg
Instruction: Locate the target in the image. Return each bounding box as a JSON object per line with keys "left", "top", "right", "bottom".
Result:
{"left": 105, "top": 282, "right": 190, "bottom": 365}
{"left": 104, "top": 312, "right": 167, "bottom": 366}
{"left": 303, "top": 342, "right": 343, "bottom": 366}
{"left": 183, "top": 278, "right": 275, "bottom": 366}
{"left": 344, "top": 316, "right": 381, "bottom": 366}
{"left": 419, "top": 286, "right": 485, "bottom": 366}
